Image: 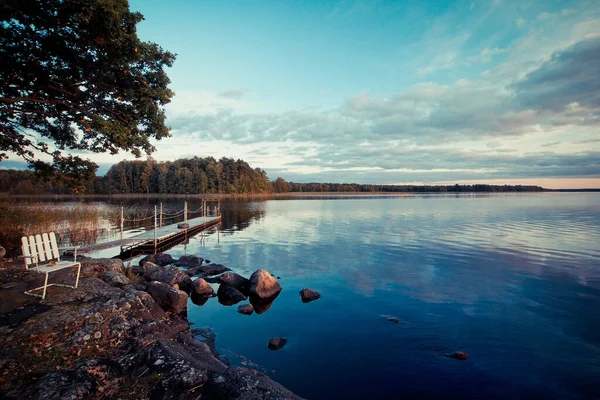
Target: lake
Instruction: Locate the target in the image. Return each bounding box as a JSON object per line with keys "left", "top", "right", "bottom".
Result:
{"left": 23, "top": 193, "right": 600, "bottom": 399}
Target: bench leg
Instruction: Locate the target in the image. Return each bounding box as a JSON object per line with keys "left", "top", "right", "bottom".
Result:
{"left": 74, "top": 264, "right": 81, "bottom": 288}
{"left": 42, "top": 273, "right": 49, "bottom": 299}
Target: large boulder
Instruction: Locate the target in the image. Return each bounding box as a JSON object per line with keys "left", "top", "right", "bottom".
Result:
{"left": 176, "top": 255, "right": 203, "bottom": 268}
{"left": 191, "top": 278, "right": 214, "bottom": 296}
{"left": 217, "top": 284, "right": 247, "bottom": 306}
{"left": 101, "top": 270, "right": 130, "bottom": 288}
{"left": 249, "top": 269, "right": 282, "bottom": 299}
{"left": 141, "top": 262, "right": 192, "bottom": 292}
{"left": 217, "top": 272, "right": 250, "bottom": 293}
{"left": 145, "top": 281, "right": 188, "bottom": 314}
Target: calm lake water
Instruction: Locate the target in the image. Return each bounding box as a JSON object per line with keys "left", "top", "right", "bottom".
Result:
{"left": 78, "top": 194, "right": 600, "bottom": 398}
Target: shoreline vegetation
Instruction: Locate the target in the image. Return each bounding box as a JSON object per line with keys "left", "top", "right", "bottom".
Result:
{"left": 0, "top": 157, "right": 553, "bottom": 196}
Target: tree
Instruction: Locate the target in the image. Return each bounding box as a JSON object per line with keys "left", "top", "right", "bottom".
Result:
{"left": 0, "top": 0, "right": 175, "bottom": 187}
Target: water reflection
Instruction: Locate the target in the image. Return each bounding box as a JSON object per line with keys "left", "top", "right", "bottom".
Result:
{"left": 179, "top": 194, "right": 600, "bottom": 400}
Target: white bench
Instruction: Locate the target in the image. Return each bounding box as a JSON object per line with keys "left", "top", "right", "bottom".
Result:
{"left": 21, "top": 232, "right": 81, "bottom": 299}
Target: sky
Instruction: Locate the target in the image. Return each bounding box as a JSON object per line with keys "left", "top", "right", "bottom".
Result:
{"left": 6, "top": 0, "right": 600, "bottom": 188}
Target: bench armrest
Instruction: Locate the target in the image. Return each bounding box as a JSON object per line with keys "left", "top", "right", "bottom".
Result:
{"left": 58, "top": 246, "right": 79, "bottom": 261}
{"left": 18, "top": 255, "right": 38, "bottom": 268}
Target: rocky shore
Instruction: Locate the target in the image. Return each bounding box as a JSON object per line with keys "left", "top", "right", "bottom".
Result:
{"left": 0, "top": 254, "right": 304, "bottom": 400}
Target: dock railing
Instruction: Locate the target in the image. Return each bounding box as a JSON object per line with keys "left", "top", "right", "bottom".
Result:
{"left": 119, "top": 199, "right": 221, "bottom": 242}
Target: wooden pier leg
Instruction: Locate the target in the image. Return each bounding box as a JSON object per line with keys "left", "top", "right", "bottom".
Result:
{"left": 120, "top": 206, "right": 124, "bottom": 241}
{"left": 184, "top": 201, "right": 188, "bottom": 223}
{"left": 160, "top": 203, "right": 163, "bottom": 227}
{"left": 154, "top": 205, "right": 157, "bottom": 253}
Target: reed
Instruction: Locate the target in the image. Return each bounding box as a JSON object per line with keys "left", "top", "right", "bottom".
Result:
{"left": 0, "top": 202, "right": 120, "bottom": 255}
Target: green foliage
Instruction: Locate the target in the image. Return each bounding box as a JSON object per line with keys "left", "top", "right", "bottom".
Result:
{"left": 0, "top": 161, "right": 547, "bottom": 195}
{"left": 105, "top": 156, "right": 272, "bottom": 194}
{"left": 0, "top": 0, "right": 175, "bottom": 186}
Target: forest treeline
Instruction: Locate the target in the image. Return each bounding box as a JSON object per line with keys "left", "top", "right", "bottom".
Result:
{"left": 0, "top": 157, "right": 546, "bottom": 195}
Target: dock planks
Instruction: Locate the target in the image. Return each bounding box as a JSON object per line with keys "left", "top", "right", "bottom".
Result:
{"left": 79, "top": 215, "right": 221, "bottom": 255}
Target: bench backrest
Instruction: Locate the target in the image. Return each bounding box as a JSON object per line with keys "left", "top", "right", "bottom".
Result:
{"left": 21, "top": 232, "right": 60, "bottom": 267}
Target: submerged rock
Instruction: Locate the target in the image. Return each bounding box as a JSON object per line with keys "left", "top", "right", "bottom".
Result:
{"left": 450, "top": 351, "right": 469, "bottom": 360}
{"left": 191, "top": 277, "right": 214, "bottom": 296}
{"left": 268, "top": 337, "right": 287, "bottom": 350}
{"left": 237, "top": 304, "right": 254, "bottom": 315}
{"left": 217, "top": 284, "right": 247, "bottom": 306}
{"left": 381, "top": 314, "right": 405, "bottom": 324}
{"left": 299, "top": 288, "right": 320, "bottom": 303}
{"left": 249, "top": 269, "right": 282, "bottom": 299}
{"left": 146, "top": 281, "right": 188, "bottom": 314}
{"left": 218, "top": 272, "right": 250, "bottom": 293}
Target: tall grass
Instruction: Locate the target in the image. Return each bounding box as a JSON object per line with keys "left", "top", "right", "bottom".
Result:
{"left": 0, "top": 202, "right": 120, "bottom": 255}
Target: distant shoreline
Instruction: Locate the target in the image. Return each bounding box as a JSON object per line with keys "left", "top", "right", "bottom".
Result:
{"left": 0, "top": 189, "right": 598, "bottom": 199}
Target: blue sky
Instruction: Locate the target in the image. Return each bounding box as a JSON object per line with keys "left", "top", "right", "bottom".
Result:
{"left": 8, "top": 0, "right": 600, "bottom": 188}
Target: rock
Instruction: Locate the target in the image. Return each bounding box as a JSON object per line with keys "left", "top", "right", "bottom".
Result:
{"left": 299, "top": 288, "right": 320, "bottom": 303}
{"left": 450, "top": 351, "right": 469, "bottom": 360}
{"left": 190, "top": 292, "right": 210, "bottom": 306}
{"left": 268, "top": 337, "right": 287, "bottom": 350}
{"left": 141, "top": 262, "right": 192, "bottom": 292}
{"left": 205, "top": 366, "right": 304, "bottom": 400}
{"left": 204, "top": 259, "right": 211, "bottom": 264}
{"left": 198, "top": 264, "right": 230, "bottom": 276}
{"left": 217, "top": 272, "right": 250, "bottom": 293}
{"left": 217, "top": 284, "right": 247, "bottom": 306}
{"left": 138, "top": 254, "right": 157, "bottom": 267}
{"left": 78, "top": 257, "right": 124, "bottom": 276}
{"left": 249, "top": 269, "right": 282, "bottom": 299}
{"left": 250, "top": 293, "right": 279, "bottom": 314}
{"left": 35, "top": 371, "right": 94, "bottom": 400}
{"left": 176, "top": 255, "right": 203, "bottom": 268}
{"left": 237, "top": 304, "right": 254, "bottom": 315}
{"left": 139, "top": 253, "right": 173, "bottom": 267}
{"left": 155, "top": 252, "right": 174, "bottom": 266}
{"left": 203, "top": 275, "right": 220, "bottom": 284}
{"left": 101, "top": 270, "right": 130, "bottom": 288}
{"left": 191, "top": 277, "right": 214, "bottom": 296}
{"left": 381, "top": 314, "right": 405, "bottom": 324}
{"left": 145, "top": 281, "right": 188, "bottom": 314}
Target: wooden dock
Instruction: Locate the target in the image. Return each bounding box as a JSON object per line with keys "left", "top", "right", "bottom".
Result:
{"left": 79, "top": 215, "right": 221, "bottom": 258}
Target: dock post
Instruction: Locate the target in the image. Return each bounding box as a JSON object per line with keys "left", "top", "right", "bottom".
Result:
{"left": 120, "top": 206, "right": 124, "bottom": 241}
{"left": 159, "top": 203, "right": 163, "bottom": 227}
{"left": 154, "top": 205, "right": 157, "bottom": 252}
{"left": 184, "top": 201, "right": 188, "bottom": 223}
